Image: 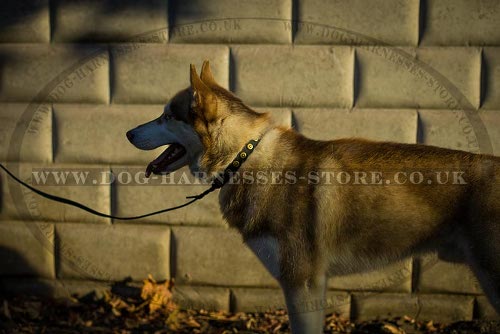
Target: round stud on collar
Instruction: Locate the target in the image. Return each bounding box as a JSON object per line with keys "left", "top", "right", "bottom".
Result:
{"left": 240, "top": 152, "right": 247, "bottom": 159}
{"left": 232, "top": 161, "right": 240, "bottom": 167}
{"left": 247, "top": 143, "right": 254, "bottom": 150}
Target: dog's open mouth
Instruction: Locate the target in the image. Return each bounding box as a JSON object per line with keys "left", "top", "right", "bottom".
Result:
{"left": 145, "top": 143, "right": 187, "bottom": 177}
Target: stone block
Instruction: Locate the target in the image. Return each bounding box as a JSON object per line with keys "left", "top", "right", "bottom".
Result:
{"left": 295, "top": 0, "right": 419, "bottom": 46}
{"left": 232, "top": 45, "right": 354, "bottom": 107}
{"left": 0, "top": 45, "right": 109, "bottom": 103}
{"left": 53, "top": 104, "right": 167, "bottom": 164}
{"left": 231, "top": 287, "right": 351, "bottom": 317}
{"left": 353, "top": 292, "right": 474, "bottom": 322}
{"left": 329, "top": 259, "right": 413, "bottom": 293}
{"left": 0, "top": 221, "right": 54, "bottom": 278}
{"left": 55, "top": 223, "right": 171, "bottom": 281}
{"left": 293, "top": 108, "right": 417, "bottom": 143}
{"left": 416, "top": 254, "right": 482, "bottom": 295}
{"left": 169, "top": 0, "right": 291, "bottom": 44}
{"left": 231, "top": 287, "right": 285, "bottom": 313}
{"left": 0, "top": 1, "right": 50, "bottom": 42}
{"left": 111, "top": 44, "right": 228, "bottom": 103}
{"left": 418, "top": 109, "right": 500, "bottom": 155}
{"left": 52, "top": 0, "right": 168, "bottom": 43}
{"left": 421, "top": 0, "right": 500, "bottom": 46}
{"left": 0, "top": 163, "right": 111, "bottom": 224}
{"left": 0, "top": 103, "right": 52, "bottom": 162}
{"left": 355, "top": 47, "right": 480, "bottom": 109}
{"left": 173, "top": 285, "right": 230, "bottom": 311}
{"left": 172, "top": 226, "right": 277, "bottom": 287}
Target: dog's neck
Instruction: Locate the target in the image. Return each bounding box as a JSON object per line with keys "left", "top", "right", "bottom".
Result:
{"left": 199, "top": 112, "right": 273, "bottom": 174}
{"left": 240, "top": 126, "right": 285, "bottom": 167}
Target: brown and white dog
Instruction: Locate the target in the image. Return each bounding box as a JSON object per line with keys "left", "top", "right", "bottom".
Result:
{"left": 127, "top": 61, "right": 500, "bottom": 333}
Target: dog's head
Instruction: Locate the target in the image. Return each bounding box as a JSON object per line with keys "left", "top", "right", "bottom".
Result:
{"left": 127, "top": 60, "right": 270, "bottom": 177}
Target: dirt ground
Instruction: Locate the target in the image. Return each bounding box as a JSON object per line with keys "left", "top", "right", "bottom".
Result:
{"left": 1, "top": 296, "right": 499, "bottom": 334}
{"left": 1, "top": 278, "right": 498, "bottom": 334}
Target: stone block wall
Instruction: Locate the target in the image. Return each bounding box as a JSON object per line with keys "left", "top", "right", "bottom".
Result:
{"left": 0, "top": 0, "right": 499, "bottom": 321}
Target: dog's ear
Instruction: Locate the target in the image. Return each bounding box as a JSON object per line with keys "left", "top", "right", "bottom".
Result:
{"left": 200, "top": 60, "right": 218, "bottom": 87}
{"left": 190, "top": 64, "right": 216, "bottom": 119}
{"left": 190, "top": 64, "right": 210, "bottom": 103}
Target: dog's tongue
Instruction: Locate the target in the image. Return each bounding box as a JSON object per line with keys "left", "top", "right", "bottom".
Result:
{"left": 145, "top": 143, "right": 186, "bottom": 177}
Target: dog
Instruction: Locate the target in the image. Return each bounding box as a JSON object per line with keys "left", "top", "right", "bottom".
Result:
{"left": 127, "top": 61, "right": 500, "bottom": 333}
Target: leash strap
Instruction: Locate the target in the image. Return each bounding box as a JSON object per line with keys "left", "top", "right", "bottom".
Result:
{"left": 0, "top": 162, "right": 199, "bottom": 220}
{"left": 0, "top": 139, "right": 260, "bottom": 221}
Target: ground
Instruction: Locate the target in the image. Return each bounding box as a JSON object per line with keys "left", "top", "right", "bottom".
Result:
{"left": 1, "top": 278, "right": 498, "bottom": 334}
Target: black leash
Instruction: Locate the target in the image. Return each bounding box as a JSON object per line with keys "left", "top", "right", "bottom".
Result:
{"left": 0, "top": 162, "right": 200, "bottom": 220}
{"left": 0, "top": 139, "right": 260, "bottom": 221}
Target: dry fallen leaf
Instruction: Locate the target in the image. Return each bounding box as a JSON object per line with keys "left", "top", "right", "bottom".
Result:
{"left": 2, "top": 300, "right": 11, "bottom": 319}
{"left": 403, "top": 315, "right": 415, "bottom": 323}
{"left": 383, "top": 322, "right": 406, "bottom": 334}
{"left": 141, "top": 275, "right": 176, "bottom": 314}
{"left": 426, "top": 320, "right": 439, "bottom": 332}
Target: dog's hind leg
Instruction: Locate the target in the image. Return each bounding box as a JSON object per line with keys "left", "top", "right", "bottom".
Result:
{"left": 281, "top": 275, "right": 327, "bottom": 334}
{"left": 468, "top": 257, "right": 500, "bottom": 314}
{"left": 464, "top": 217, "right": 500, "bottom": 314}
{"left": 466, "top": 243, "right": 500, "bottom": 314}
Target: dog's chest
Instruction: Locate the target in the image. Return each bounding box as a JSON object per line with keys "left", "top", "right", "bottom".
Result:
{"left": 218, "top": 184, "right": 271, "bottom": 236}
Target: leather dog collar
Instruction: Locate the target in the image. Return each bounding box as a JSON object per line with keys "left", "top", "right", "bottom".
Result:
{"left": 216, "top": 138, "right": 260, "bottom": 186}
{"left": 186, "top": 138, "right": 260, "bottom": 199}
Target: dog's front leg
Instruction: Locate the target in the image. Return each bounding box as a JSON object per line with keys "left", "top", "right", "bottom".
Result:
{"left": 245, "top": 235, "right": 326, "bottom": 333}
{"left": 245, "top": 235, "right": 281, "bottom": 281}
{"left": 281, "top": 275, "right": 327, "bottom": 334}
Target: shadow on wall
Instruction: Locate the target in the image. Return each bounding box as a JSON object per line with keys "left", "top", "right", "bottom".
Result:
{"left": 0, "top": 243, "right": 144, "bottom": 299}
{"left": 50, "top": 0, "right": 168, "bottom": 43}
{"left": 0, "top": 51, "right": 14, "bottom": 99}
{"left": 0, "top": 0, "right": 168, "bottom": 43}
{"left": 0, "top": 245, "right": 53, "bottom": 298}
{"left": 0, "top": 1, "right": 48, "bottom": 36}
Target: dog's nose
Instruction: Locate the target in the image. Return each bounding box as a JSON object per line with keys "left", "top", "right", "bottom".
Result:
{"left": 126, "top": 130, "right": 134, "bottom": 142}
